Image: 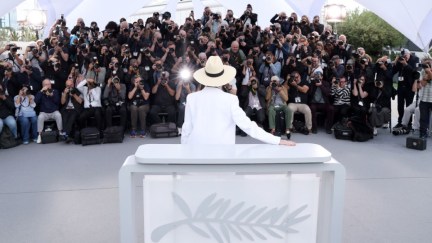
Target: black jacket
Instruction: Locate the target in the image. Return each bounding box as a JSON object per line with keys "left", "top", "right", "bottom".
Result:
{"left": 0, "top": 97, "right": 14, "bottom": 119}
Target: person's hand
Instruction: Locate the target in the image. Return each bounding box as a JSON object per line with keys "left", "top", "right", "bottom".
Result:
{"left": 279, "top": 139, "right": 296, "bottom": 146}
{"left": 0, "top": 93, "right": 6, "bottom": 100}
{"left": 64, "top": 87, "right": 70, "bottom": 93}
{"left": 114, "top": 82, "right": 121, "bottom": 90}
{"left": 19, "top": 89, "right": 25, "bottom": 96}
{"left": 315, "top": 80, "right": 322, "bottom": 86}
{"left": 107, "top": 78, "right": 112, "bottom": 86}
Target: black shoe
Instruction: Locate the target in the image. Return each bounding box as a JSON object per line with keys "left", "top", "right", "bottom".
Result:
{"left": 312, "top": 128, "right": 318, "bottom": 134}
{"left": 420, "top": 133, "right": 428, "bottom": 139}
{"left": 302, "top": 128, "right": 310, "bottom": 135}
{"left": 393, "top": 123, "right": 403, "bottom": 129}
{"left": 326, "top": 129, "right": 333, "bottom": 134}
{"left": 286, "top": 131, "right": 291, "bottom": 139}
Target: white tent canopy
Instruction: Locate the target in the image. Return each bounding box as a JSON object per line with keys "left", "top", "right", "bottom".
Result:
{"left": 2, "top": 0, "right": 431, "bottom": 52}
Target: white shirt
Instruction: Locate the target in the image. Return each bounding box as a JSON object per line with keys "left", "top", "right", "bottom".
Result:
{"left": 181, "top": 87, "right": 280, "bottom": 145}
{"left": 77, "top": 79, "right": 102, "bottom": 108}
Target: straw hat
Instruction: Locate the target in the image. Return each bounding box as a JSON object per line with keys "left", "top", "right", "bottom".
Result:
{"left": 193, "top": 56, "right": 236, "bottom": 87}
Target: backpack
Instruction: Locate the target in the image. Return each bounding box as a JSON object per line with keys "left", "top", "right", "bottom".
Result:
{"left": 0, "top": 126, "right": 20, "bottom": 149}
{"left": 348, "top": 116, "right": 374, "bottom": 142}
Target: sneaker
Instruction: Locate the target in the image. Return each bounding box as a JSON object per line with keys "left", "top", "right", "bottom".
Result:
{"left": 23, "top": 141, "right": 29, "bottom": 145}
{"left": 177, "top": 127, "right": 182, "bottom": 136}
{"left": 130, "top": 130, "right": 136, "bottom": 138}
{"left": 373, "top": 127, "right": 378, "bottom": 136}
{"left": 139, "top": 130, "right": 146, "bottom": 138}
{"left": 382, "top": 123, "right": 389, "bottom": 129}
{"left": 36, "top": 135, "right": 42, "bottom": 144}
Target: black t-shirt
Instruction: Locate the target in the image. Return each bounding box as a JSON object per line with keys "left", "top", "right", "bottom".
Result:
{"left": 288, "top": 81, "right": 309, "bottom": 104}
{"left": 153, "top": 80, "right": 176, "bottom": 106}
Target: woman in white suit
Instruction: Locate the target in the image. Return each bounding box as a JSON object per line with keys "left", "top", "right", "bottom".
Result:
{"left": 181, "top": 56, "right": 295, "bottom": 146}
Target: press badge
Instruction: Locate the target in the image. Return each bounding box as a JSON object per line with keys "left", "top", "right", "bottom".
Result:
{"left": 50, "top": 80, "right": 55, "bottom": 84}
{"left": 145, "top": 66, "right": 150, "bottom": 71}
{"left": 398, "top": 76, "right": 404, "bottom": 81}
{"left": 29, "top": 85, "right": 33, "bottom": 90}
{"left": 358, "top": 101, "right": 364, "bottom": 106}
{"left": 295, "top": 97, "right": 301, "bottom": 103}
{"left": 133, "top": 52, "right": 138, "bottom": 57}
{"left": 123, "top": 68, "right": 128, "bottom": 73}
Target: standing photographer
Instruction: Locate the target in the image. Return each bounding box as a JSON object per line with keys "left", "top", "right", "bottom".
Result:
{"left": 3, "top": 44, "right": 24, "bottom": 72}
{"left": 419, "top": 62, "right": 432, "bottom": 139}
{"left": 175, "top": 74, "right": 196, "bottom": 135}
{"left": 240, "top": 4, "right": 258, "bottom": 27}
{"left": 15, "top": 85, "right": 37, "bottom": 144}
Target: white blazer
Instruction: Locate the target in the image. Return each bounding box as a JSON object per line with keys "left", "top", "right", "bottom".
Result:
{"left": 181, "top": 87, "right": 281, "bottom": 145}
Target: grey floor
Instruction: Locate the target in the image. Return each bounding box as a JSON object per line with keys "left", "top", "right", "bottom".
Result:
{"left": 1, "top": 125, "right": 431, "bottom": 243}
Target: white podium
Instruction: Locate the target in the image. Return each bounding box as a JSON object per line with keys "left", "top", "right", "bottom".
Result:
{"left": 119, "top": 143, "right": 345, "bottom": 243}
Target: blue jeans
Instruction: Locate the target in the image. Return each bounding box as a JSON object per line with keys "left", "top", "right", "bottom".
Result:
{"left": 0, "top": 115, "right": 18, "bottom": 138}
{"left": 18, "top": 116, "right": 38, "bottom": 142}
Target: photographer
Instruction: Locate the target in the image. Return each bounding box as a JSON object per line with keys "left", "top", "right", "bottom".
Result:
{"left": 223, "top": 9, "right": 236, "bottom": 25}
{"left": 200, "top": 6, "right": 213, "bottom": 26}
{"left": 205, "top": 11, "right": 225, "bottom": 37}
{"left": 0, "top": 86, "right": 18, "bottom": 139}
{"left": 71, "top": 18, "right": 86, "bottom": 36}
{"left": 258, "top": 52, "right": 281, "bottom": 87}
{"left": 161, "top": 42, "right": 178, "bottom": 71}
{"left": 419, "top": 61, "right": 432, "bottom": 139}
{"left": 266, "top": 76, "right": 291, "bottom": 137}
{"left": 298, "top": 15, "right": 312, "bottom": 36}
{"left": 128, "top": 75, "right": 151, "bottom": 138}
{"left": 368, "top": 75, "right": 392, "bottom": 136}
{"left": 48, "top": 37, "right": 69, "bottom": 65}
{"left": 268, "top": 34, "right": 290, "bottom": 64}
{"left": 331, "top": 76, "right": 351, "bottom": 123}
{"left": 60, "top": 78, "right": 83, "bottom": 142}
{"left": 149, "top": 71, "right": 177, "bottom": 124}
{"left": 1, "top": 65, "right": 21, "bottom": 98}
{"left": 287, "top": 71, "right": 312, "bottom": 134}
{"left": 244, "top": 77, "right": 266, "bottom": 128}
{"left": 42, "top": 57, "right": 68, "bottom": 92}
{"left": 310, "top": 15, "right": 324, "bottom": 35}
{"left": 35, "top": 79, "right": 66, "bottom": 143}
{"left": 24, "top": 42, "right": 46, "bottom": 76}
{"left": 14, "top": 85, "right": 37, "bottom": 144}
{"left": 328, "top": 55, "right": 345, "bottom": 79}
{"left": 127, "top": 28, "right": 145, "bottom": 59}
{"left": 175, "top": 73, "right": 196, "bottom": 135}
{"left": 392, "top": 50, "right": 415, "bottom": 128}
{"left": 76, "top": 78, "right": 103, "bottom": 133}
{"left": 333, "top": 35, "right": 353, "bottom": 64}
{"left": 240, "top": 4, "right": 258, "bottom": 26}
{"left": 103, "top": 76, "right": 127, "bottom": 129}
{"left": 270, "top": 12, "right": 291, "bottom": 35}
{"left": 16, "top": 61, "right": 43, "bottom": 96}
{"left": 308, "top": 72, "right": 334, "bottom": 134}
{"left": 3, "top": 44, "right": 24, "bottom": 72}
{"left": 85, "top": 58, "right": 107, "bottom": 87}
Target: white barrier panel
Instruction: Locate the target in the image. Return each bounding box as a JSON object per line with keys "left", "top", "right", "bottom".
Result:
{"left": 119, "top": 144, "right": 345, "bottom": 243}
{"left": 144, "top": 174, "right": 320, "bottom": 243}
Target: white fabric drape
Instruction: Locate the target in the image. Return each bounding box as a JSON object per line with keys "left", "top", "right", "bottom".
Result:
{"left": 0, "top": 0, "right": 26, "bottom": 20}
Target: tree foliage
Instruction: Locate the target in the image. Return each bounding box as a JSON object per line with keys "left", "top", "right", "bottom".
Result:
{"left": 338, "top": 10, "right": 405, "bottom": 56}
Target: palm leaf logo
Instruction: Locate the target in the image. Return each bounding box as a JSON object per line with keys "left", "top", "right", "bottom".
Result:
{"left": 151, "top": 193, "right": 310, "bottom": 243}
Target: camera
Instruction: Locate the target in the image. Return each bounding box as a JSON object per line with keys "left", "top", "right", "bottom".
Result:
{"left": 398, "top": 56, "right": 405, "bottom": 62}
{"left": 273, "top": 39, "right": 280, "bottom": 45}
{"left": 250, "top": 79, "right": 257, "bottom": 85}
{"left": 360, "top": 58, "right": 367, "bottom": 65}
{"left": 155, "top": 63, "right": 162, "bottom": 70}
{"left": 334, "top": 78, "right": 340, "bottom": 85}
{"left": 246, "top": 60, "right": 252, "bottom": 66}
{"left": 392, "top": 127, "right": 410, "bottom": 136}
{"left": 270, "top": 25, "right": 275, "bottom": 31}
{"left": 43, "top": 88, "right": 53, "bottom": 95}
{"left": 222, "top": 56, "right": 229, "bottom": 63}
{"left": 346, "top": 64, "right": 353, "bottom": 71}
{"left": 11, "top": 46, "right": 22, "bottom": 52}
{"left": 306, "top": 59, "right": 312, "bottom": 65}
{"left": 69, "top": 87, "right": 79, "bottom": 95}
{"left": 271, "top": 81, "right": 278, "bottom": 88}
{"left": 265, "top": 56, "right": 272, "bottom": 63}
{"left": 112, "top": 77, "right": 120, "bottom": 84}
{"left": 288, "top": 17, "right": 294, "bottom": 22}
{"left": 337, "top": 40, "right": 344, "bottom": 46}
{"left": 375, "top": 80, "right": 383, "bottom": 87}
{"left": 329, "top": 60, "right": 335, "bottom": 67}
{"left": 421, "top": 63, "right": 431, "bottom": 69}
{"left": 213, "top": 13, "right": 220, "bottom": 20}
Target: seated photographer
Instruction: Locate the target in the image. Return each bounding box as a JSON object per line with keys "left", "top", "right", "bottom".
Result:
{"left": 286, "top": 71, "right": 312, "bottom": 134}
{"left": 396, "top": 76, "right": 423, "bottom": 134}
{"left": 266, "top": 76, "right": 291, "bottom": 137}
{"left": 244, "top": 77, "right": 266, "bottom": 128}
{"left": 128, "top": 75, "right": 150, "bottom": 138}
{"left": 308, "top": 72, "right": 334, "bottom": 134}
{"left": 368, "top": 78, "right": 392, "bottom": 136}
{"left": 103, "top": 76, "right": 127, "bottom": 129}
{"left": 175, "top": 74, "right": 196, "bottom": 135}
{"left": 14, "top": 86, "right": 37, "bottom": 144}
{"left": 330, "top": 76, "right": 351, "bottom": 123}
{"left": 60, "top": 77, "right": 83, "bottom": 142}
{"left": 35, "top": 79, "right": 66, "bottom": 143}
{"left": 0, "top": 87, "right": 18, "bottom": 139}
{"left": 76, "top": 78, "right": 103, "bottom": 132}
{"left": 149, "top": 71, "right": 177, "bottom": 124}
{"left": 351, "top": 75, "right": 371, "bottom": 121}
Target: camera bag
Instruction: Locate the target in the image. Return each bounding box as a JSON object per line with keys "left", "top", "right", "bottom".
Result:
{"left": 406, "top": 136, "right": 427, "bottom": 150}
{"left": 150, "top": 122, "right": 178, "bottom": 138}
{"left": 80, "top": 127, "right": 101, "bottom": 146}
{"left": 41, "top": 130, "right": 58, "bottom": 144}
{"left": 0, "top": 126, "right": 20, "bottom": 149}
{"left": 333, "top": 121, "right": 353, "bottom": 140}
{"left": 103, "top": 126, "right": 124, "bottom": 143}
{"left": 274, "top": 110, "right": 286, "bottom": 136}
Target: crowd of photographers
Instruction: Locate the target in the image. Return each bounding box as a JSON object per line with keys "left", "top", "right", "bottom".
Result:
{"left": 1, "top": 3, "right": 432, "bottom": 145}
